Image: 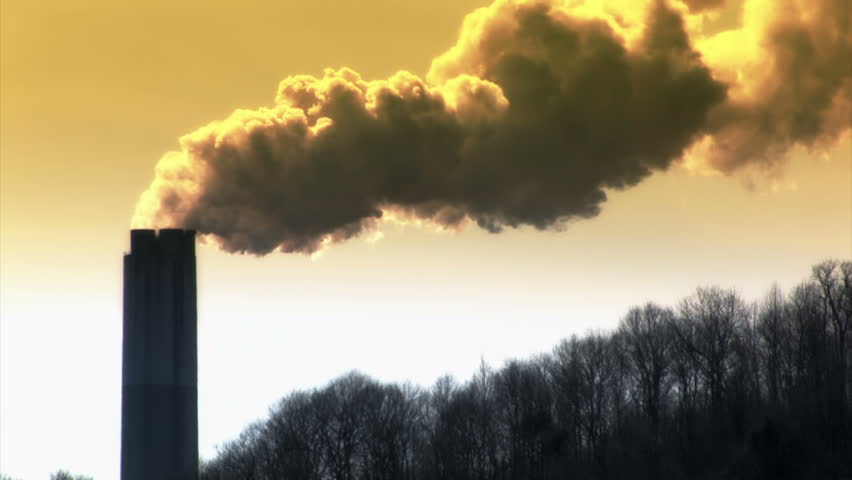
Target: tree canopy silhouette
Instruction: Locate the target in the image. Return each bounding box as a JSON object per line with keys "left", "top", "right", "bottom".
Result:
{"left": 201, "top": 260, "right": 851, "bottom": 480}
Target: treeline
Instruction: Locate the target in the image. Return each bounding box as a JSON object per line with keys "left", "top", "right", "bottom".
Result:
{"left": 201, "top": 260, "right": 851, "bottom": 480}
{"left": 50, "top": 472, "right": 93, "bottom": 480}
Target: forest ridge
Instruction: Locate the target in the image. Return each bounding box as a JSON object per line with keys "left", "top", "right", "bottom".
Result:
{"left": 201, "top": 260, "right": 851, "bottom": 480}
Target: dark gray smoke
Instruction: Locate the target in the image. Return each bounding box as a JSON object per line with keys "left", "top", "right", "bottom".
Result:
{"left": 682, "top": 0, "right": 727, "bottom": 12}
{"left": 134, "top": 0, "right": 850, "bottom": 255}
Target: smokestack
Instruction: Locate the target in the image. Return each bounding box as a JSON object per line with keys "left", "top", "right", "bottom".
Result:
{"left": 121, "top": 229, "right": 198, "bottom": 480}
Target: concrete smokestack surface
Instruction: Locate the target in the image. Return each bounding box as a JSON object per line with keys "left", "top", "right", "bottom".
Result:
{"left": 122, "top": 229, "right": 198, "bottom": 480}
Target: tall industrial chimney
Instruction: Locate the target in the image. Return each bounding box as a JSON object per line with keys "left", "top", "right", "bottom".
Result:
{"left": 122, "top": 229, "right": 198, "bottom": 480}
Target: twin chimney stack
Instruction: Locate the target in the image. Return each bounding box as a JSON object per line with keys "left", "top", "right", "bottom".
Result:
{"left": 122, "top": 229, "right": 198, "bottom": 480}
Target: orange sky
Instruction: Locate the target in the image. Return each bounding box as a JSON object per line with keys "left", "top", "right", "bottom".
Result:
{"left": 2, "top": 0, "right": 849, "bottom": 262}
{"left": 1, "top": 0, "right": 850, "bottom": 477}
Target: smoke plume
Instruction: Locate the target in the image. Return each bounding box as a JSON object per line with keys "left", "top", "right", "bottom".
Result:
{"left": 681, "top": 0, "right": 727, "bottom": 13}
{"left": 134, "top": 0, "right": 851, "bottom": 255}
{"left": 695, "top": 0, "right": 852, "bottom": 171}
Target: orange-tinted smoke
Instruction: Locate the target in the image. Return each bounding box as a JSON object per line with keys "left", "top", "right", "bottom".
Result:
{"left": 134, "top": 0, "right": 850, "bottom": 255}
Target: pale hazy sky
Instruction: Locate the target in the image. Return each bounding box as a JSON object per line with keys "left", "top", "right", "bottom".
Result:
{"left": 1, "top": 0, "right": 850, "bottom": 478}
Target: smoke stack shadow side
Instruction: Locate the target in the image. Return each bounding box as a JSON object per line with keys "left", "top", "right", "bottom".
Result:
{"left": 122, "top": 229, "right": 198, "bottom": 480}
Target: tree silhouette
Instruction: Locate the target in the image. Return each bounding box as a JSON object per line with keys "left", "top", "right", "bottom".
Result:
{"left": 201, "top": 260, "right": 852, "bottom": 480}
{"left": 49, "top": 472, "right": 93, "bottom": 480}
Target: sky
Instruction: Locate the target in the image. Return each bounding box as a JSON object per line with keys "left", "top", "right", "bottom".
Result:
{"left": 1, "top": 0, "right": 850, "bottom": 478}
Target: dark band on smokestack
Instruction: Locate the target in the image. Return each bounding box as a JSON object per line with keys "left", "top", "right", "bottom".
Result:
{"left": 122, "top": 229, "right": 198, "bottom": 480}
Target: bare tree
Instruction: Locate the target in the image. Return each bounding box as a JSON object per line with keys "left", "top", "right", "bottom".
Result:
{"left": 494, "top": 358, "right": 553, "bottom": 479}
{"left": 266, "top": 392, "right": 326, "bottom": 479}
{"left": 756, "top": 284, "right": 793, "bottom": 410}
{"left": 675, "top": 287, "right": 749, "bottom": 416}
{"left": 619, "top": 303, "right": 675, "bottom": 439}
{"left": 199, "top": 260, "right": 852, "bottom": 480}
{"left": 550, "top": 337, "right": 584, "bottom": 470}
{"left": 49, "top": 472, "right": 93, "bottom": 480}
{"left": 813, "top": 261, "right": 852, "bottom": 414}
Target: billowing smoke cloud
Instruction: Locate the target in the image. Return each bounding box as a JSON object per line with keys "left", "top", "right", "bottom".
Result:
{"left": 682, "top": 0, "right": 727, "bottom": 12}
{"left": 695, "top": 0, "right": 852, "bottom": 171}
{"left": 134, "top": 0, "right": 851, "bottom": 255}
